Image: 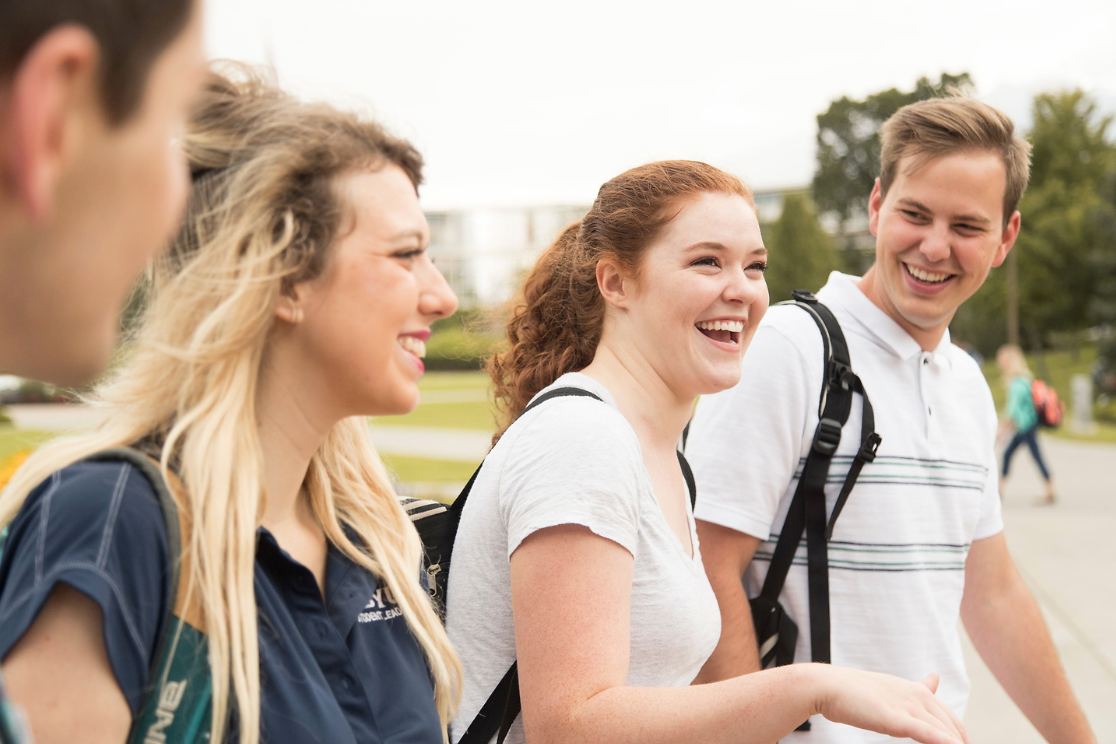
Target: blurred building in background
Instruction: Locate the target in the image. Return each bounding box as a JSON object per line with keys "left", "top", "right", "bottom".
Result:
{"left": 426, "top": 205, "right": 588, "bottom": 306}
{"left": 427, "top": 186, "right": 817, "bottom": 307}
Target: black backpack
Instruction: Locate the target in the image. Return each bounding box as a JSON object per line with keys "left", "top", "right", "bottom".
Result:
{"left": 402, "top": 385, "right": 697, "bottom": 744}
{"left": 746, "top": 290, "right": 881, "bottom": 730}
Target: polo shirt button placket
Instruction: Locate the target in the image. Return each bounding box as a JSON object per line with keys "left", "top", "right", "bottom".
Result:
{"left": 922, "top": 352, "right": 945, "bottom": 442}
{"left": 919, "top": 353, "right": 934, "bottom": 435}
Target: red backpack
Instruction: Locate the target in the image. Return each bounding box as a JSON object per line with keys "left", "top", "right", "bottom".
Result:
{"left": 1031, "top": 379, "right": 1065, "bottom": 428}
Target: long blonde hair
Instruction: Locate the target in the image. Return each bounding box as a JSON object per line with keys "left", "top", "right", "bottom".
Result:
{"left": 0, "top": 63, "right": 460, "bottom": 743}
{"left": 996, "top": 343, "right": 1032, "bottom": 380}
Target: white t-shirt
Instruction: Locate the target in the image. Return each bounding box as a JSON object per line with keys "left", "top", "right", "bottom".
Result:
{"left": 447, "top": 373, "right": 721, "bottom": 744}
{"left": 688, "top": 272, "right": 1003, "bottom": 744}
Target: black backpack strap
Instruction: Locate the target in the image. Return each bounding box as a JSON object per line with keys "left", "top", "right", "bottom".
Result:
{"left": 523, "top": 386, "right": 603, "bottom": 412}
{"left": 456, "top": 386, "right": 603, "bottom": 744}
{"left": 677, "top": 450, "right": 697, "bottom": 509}
{"left": 678, "top": 411, "right": 695, "bottom": 508}
{"left": 458, "top": 662, "right": 520, "bottom": 744}
{"left": 447, "top": 387, "right": 603, "bottom": 525}
{"left": 758, "top": 291, "right": 880, "bottom": 667}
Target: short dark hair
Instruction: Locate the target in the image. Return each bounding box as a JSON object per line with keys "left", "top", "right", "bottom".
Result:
{"left": 0, "top": 0, "right": 195, "bottom": 124}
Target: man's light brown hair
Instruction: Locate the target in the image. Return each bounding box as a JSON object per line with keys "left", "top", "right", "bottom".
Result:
{"left": 879, "top": 97, "right": 1032, "bottom": 226}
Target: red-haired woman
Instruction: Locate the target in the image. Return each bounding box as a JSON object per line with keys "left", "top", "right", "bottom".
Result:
{"left": 445, "top": 161, "right": 968, "bottom": 744}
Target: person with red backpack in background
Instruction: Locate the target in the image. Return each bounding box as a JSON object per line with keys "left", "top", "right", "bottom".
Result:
{"left": 997, "top": 344, "right": 1057, "bottom": 504}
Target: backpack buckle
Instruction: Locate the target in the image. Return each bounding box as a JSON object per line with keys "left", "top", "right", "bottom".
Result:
{"left": 829, "top": 361, "right": 853, "bottom": 392}
{"left": 813, "top": 418, "right": 842, "bottom": 455}
{"left": 860, "top": 432, "right": 882, "bottom": 463}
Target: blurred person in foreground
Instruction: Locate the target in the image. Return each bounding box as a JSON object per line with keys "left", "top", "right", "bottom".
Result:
{"left": 996, "top": 344, "right": 1056, "bottom": 504}
{"left": 447, "top": 160, "right": 968, "bottom": 744}
{"left": 0, "top": 0, "right": 206, "bottom": 740}
{"left": 0, "top": 0, "right": 206, "bottom": 386}
{"left": 0, "top": 65, "right": 461, "bottom": 744}
{"left": 687, "top": 97, "right": 1096, "bottom": 743}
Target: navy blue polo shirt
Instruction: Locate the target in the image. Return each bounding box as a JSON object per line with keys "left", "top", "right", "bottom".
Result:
{"left": 0, "top": 460, "right": 441, "bottom": 743}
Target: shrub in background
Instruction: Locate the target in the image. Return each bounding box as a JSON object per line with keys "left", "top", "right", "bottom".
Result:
{"left": 425, "top": 308, "right": 501, "bottom": 371}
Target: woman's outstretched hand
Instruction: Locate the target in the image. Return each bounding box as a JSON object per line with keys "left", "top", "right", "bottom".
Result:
{"left": 815, "top": 668, "right": 969, "bottom": 744}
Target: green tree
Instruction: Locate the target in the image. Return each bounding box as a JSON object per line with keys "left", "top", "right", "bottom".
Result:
{"left": 1092, "top": 171, "right": 1116, "bottom": 323}
{"left": 763, "top": 193, "right": 838, "bottom": 304}
{"left": 812, "top": 72, "right": 974, "bottom": 236}
{"left": 956, "top": 90, "right": 1116, "bottom": 352}
{"left": 1089, "top": 170, "right": 1116, "bottom": 376}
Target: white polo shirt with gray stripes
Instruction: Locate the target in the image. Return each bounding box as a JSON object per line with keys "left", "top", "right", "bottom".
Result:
{"left": 688, "top": 271, "right": 1002, "bottom": 744}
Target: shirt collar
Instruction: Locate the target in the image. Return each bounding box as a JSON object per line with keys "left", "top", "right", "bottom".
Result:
{"left": 255, "top": 525, "right": 379, "bottom": 636}
{"left": 818, "top": 272, "right": 954, "bottom": 367}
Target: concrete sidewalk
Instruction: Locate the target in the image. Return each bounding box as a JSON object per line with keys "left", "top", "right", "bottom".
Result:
{"left": 368, "top": 424, "right": 491, "bottom": 462}
{"left": 963, "top": 434, "right": 1115, "bottom": 743}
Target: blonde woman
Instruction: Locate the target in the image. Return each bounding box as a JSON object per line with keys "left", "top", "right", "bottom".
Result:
{"left": 0, "top": 66, "right": 461, "bottom": 744}
{"left": 996, "top": 344, "right": 1056, "bottom": 504}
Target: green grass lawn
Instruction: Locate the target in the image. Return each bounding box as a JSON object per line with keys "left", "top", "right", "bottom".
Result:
{"left": 0, "top": 428, "right": 55, "bottom": 461}
{"left": 0, "top": 425, "right": 479, "bottom": 489}
{"left": 380, "top": 454, "right": 478, "bottom": 483}
{"left": 6, "top": 354, "right": 1114, "bottom": 494}
{"left": 1054, "top": 422, "right": 1116, "bottom": 444}
{"left": 415, "top": 370, "right": 490, "bottom": 391}
{"left": 397, "top": 358, "right": 1116, "bottom": 443}
{"left": 409, "top": 363, "right": 1116, "bottom": 445}
{"left": 372, "top": 400, "right": 497, "bottom": 431}
{"left": 371, "top": 370, "right": 498, "bottom": 431}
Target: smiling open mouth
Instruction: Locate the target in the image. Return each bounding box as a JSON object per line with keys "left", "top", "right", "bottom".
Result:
{"left": 696, "top": 319, "right": 743, "bottom": 345}
{"left": 398, "top": 336, "right": 426, "bottom": 358}
{"left": 904, "top": 263, "right": 954, "bottom": 284}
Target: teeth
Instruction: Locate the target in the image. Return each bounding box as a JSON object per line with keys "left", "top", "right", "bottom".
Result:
{"left": 906, "top": 264, "right": 951, "bottom": 283}
{"left": 398, "top": 336, "right": 426, "bottom": 358}
{"left": 696, "top": 320, "right": 744, "bottom": 332}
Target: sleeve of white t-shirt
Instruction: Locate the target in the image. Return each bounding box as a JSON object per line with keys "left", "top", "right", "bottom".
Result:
{"left": 497, "top": 398, "right": 646, "bottom": 558}
{"left": 688, "top": 317, "right": 819, "bottom": 540}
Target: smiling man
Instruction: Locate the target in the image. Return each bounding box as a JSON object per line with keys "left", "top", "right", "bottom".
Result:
{"left": 686, "top": 98, "right": 1096, "bottom": 743}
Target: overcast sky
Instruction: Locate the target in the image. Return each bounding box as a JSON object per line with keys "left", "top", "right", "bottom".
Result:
{"left": 204, "top": 0, "right": 1116, "bottom": 210}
